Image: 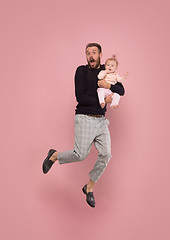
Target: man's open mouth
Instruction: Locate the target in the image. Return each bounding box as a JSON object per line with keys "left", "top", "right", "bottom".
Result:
{"left": 90, "top": 59, "right": 95, "bottom": 63}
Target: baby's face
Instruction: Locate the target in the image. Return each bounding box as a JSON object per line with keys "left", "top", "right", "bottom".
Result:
{"left": 105, "top": 60, "right": 117, "bottom": 73}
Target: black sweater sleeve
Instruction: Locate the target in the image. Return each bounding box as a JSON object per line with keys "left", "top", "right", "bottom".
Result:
{"left": 75, "top": 66, "right": 99, "bottom": 106}
{"left": 110, "top": 82, "right": 125, "bottom": 96}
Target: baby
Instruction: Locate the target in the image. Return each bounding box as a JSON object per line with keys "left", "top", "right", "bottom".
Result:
{"left": 97, "top": 55, "right": 128, "bottom": 109}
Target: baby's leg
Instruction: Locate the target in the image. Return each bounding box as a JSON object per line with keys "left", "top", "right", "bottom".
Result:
{"left": 97, "top": 88, "right": 106, "bottom": 108}
{"left": 110, "top": 93, "right": 120, "bottom": 109}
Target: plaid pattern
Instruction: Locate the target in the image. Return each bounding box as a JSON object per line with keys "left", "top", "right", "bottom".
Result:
{"left": 58, "top": 114, "right": 112, "bottom": 183}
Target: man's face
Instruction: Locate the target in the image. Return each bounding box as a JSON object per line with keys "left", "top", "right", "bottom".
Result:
{"left": 86, "top": 46, "right": 102, "bottom": 69}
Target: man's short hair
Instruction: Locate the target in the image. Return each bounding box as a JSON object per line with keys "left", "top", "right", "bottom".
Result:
{"left": 85, "top": 43, "right": 102, "bottom": 53}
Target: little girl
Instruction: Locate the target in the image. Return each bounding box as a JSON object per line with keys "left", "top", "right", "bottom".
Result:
{"left": 97, "top": 55, "right": 128, "bottom": 109}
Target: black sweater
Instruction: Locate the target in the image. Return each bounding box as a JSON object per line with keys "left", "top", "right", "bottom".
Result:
{"left": 75, "top": 64, "right": 125, "bottom": 116}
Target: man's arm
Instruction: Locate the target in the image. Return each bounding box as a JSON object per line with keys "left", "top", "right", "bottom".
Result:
{"left": 75, "top": 66, "right": 99, "bottom": 106}
{"left": 98, "top": 80, "right": 125, "bottom": 96}
{"left": 105, "top": 93, "right": 113, "bottom": 104}
{"left": 110, "top": 82, "right": 125, "bottom": 96}
{"left": 97, "top": 79, "right": 111, "bottom": 89}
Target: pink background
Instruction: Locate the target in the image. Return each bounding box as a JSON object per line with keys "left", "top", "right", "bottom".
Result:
{"left": 0, "top": 0, "right": 170, "bottom": 239}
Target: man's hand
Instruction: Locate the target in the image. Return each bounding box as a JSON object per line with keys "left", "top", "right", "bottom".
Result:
{"left": 97, "top": 79, "right": 111, "bottom": 89}
{"left": 105, "top": 93, "right": 113, "bottom": 104}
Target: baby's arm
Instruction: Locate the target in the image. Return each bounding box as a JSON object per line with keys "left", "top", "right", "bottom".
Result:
{"left": 116, "top": 72, "right": 128, "bottom": 83}
{"left": 98, "top": 70, "right": 107, "bottom": 80}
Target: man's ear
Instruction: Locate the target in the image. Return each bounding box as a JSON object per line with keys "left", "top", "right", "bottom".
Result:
{"left": 100, "top": 52, "right": 103, "bottom": 59}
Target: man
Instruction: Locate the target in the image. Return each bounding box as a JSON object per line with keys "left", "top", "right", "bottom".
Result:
{"left": 42, "top": 43, "right": 125, "bottom": 208}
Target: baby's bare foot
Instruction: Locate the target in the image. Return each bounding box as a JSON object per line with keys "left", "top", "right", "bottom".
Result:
{"left": 110, "top": 105, "right": 119, "bottom": 109}
{"left": 100, "top": 103, "right": 105, "bottom": 108}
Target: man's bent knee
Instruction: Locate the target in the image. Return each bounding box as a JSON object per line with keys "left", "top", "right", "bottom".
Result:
{"left": 73, "top": 150, "right": 87, "bottom": 161}
{"left": 99, "top": 152, "right": 112, "bottom": 165}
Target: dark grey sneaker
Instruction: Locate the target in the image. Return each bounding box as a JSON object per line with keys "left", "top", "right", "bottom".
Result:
{"left": 82, "top": 184, "right": 95, "bottom": 208}
{"left": 42, "top": 149, "right": 57, "bottom": 174}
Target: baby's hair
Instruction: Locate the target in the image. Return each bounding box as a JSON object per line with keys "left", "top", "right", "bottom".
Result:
{"left": 105, "top": 54, "right": 119, "bottom": 67}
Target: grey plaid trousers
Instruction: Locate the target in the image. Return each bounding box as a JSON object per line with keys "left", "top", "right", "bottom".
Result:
{"left": 58, "top": 114, "right": 112, "bottom": 183}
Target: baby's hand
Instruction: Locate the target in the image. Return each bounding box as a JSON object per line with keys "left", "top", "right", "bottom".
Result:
{"left": 123, "top": 72, "right": 128, "bottom": 79}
